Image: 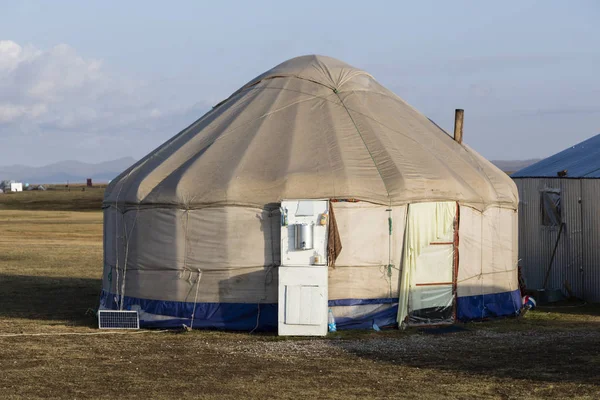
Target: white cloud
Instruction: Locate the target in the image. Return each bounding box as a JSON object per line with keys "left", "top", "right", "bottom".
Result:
{"left": 0, "top": 40, "right": 128, "bottom": 123}
{"left": 0, "top": 40, "right": 211, "bottom": 165}
{"left": 0, "top": 103, "right": 47, "bottom": 122}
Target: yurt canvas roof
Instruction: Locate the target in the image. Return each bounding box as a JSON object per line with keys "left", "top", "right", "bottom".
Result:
{"left": 105, "top": 55, "right": 517, "bottom": 211}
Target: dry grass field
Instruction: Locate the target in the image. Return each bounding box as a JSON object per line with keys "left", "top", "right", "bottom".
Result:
{"left": 0, "top": 185, "right": 105, "bottom": 211}
{"left": 0, "top": 190, "right": 599, "bottom": 399}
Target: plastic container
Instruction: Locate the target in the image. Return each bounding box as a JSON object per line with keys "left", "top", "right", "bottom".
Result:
{"left": 328, "top": 308, "right": 337, "bottom": 332}
{"left": 319, "top": 212, "right": 328, "bottom": 226}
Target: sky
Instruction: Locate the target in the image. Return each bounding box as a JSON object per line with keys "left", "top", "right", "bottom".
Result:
{"left": 0, "top": 0, "right": 598, "bottom": 166}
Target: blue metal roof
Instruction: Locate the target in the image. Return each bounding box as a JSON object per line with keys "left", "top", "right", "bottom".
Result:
{"left": 512, "top": 133, "right": 600, "bottom": 178}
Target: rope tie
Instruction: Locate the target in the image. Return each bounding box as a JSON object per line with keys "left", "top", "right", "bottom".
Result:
{"left": 190, "top": 268, "right": 202, "bottom": 330}
{"left": 387, "top": 208, "right": 393, "bottom": 297}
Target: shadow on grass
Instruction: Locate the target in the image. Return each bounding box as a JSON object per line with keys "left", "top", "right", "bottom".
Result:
{"left": 0, "top": 274, "right": 101, "bottom": 327}
{"left": 535, "top": 299, "right": 600, "bottom": 316}
{"left": 329, "top": 316, "right": 600, "bottom": 386}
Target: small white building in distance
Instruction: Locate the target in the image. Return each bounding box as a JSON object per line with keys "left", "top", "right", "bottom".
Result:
{"left": 0, "top": 180, "right": 23, "bottom": 192}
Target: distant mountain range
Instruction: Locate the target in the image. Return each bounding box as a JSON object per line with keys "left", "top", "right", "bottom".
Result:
{"left": 491, "top": 159, "right": 541, "bottom": 174}
{"left": 0, "top": 157, "right": 539, "bottom": 184}
{"left": 0, "top": 157, "right": 136, "bottom": 184}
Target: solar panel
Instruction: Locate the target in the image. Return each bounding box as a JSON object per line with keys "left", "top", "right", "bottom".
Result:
{"left": 98, "top": 310, "right": 140, "bottom": 329}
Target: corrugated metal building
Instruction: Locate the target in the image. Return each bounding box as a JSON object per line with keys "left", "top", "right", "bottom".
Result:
{"left": 512, "top": 134, "right": 600, "bottom": 302}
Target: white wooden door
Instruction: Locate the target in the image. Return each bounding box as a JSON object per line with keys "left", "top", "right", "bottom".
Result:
{"left": 278, "top": 266, "right": 328, "bottom": 336}
{"left": 278, "top": 200, "right": 328, "bottom": 336}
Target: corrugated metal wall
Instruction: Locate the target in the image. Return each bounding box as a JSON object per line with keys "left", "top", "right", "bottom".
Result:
{"left": 514, "top": 178, "right": 600, "bottom": 301}
{"left": 581, "top": 181, "right": 600, "bottom": 301}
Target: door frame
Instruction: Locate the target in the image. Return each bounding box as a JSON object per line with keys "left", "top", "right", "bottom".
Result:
{"left": 406, "top": 202, "right": 460, "bottom": 327}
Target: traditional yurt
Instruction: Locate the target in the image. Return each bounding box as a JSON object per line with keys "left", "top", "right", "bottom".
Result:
{"left": 100, "top": 55, "right": 521, "bottom": 331}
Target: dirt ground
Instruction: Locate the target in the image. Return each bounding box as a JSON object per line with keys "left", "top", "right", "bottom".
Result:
{"left": 0, "top": 207, "right": 599, "bottom": 399}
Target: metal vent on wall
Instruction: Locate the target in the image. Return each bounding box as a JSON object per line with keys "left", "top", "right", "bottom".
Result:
{"left": 98, "top": 310, "right": 140, "bottom": 329}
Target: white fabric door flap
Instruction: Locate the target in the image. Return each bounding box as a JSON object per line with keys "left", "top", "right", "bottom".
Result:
{"left": 414, "top": 244, "right": 454, "bottom": 284}
{"left": 398, "top": 202, "right": 456, "bottom": 326}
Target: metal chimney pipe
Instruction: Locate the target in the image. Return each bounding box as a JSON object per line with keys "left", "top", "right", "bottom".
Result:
{"left": 453, "top": 109, "right": 464, "bottom": 144}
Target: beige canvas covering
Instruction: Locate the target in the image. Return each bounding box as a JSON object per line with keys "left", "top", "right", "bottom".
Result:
{"left": 105, "top": 55, "right": 517, "bottom": 212}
